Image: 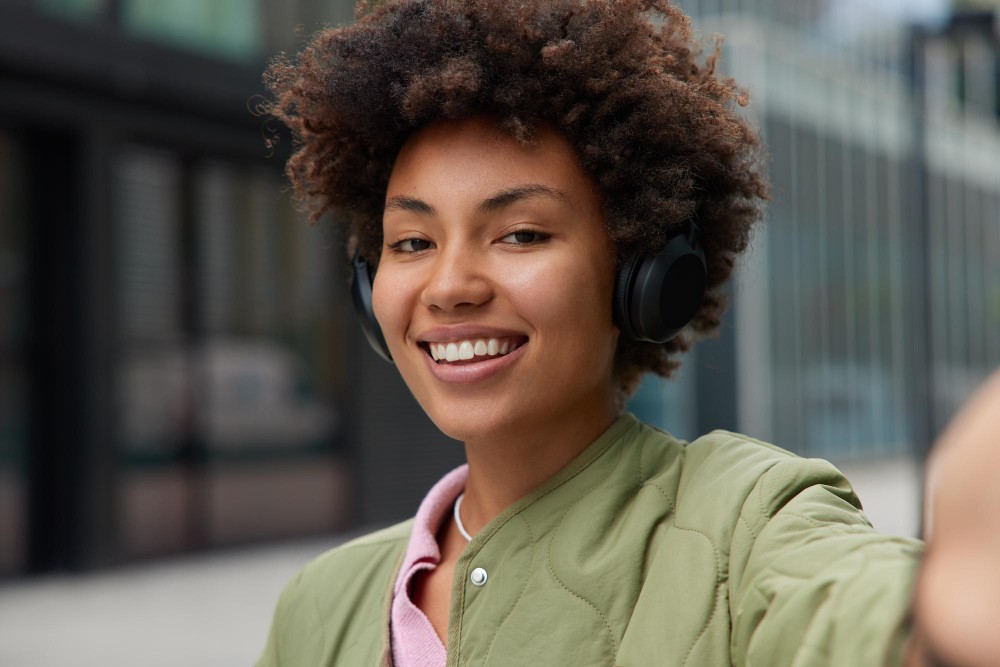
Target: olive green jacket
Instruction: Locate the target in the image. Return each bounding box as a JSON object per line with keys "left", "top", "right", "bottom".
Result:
{"left": 258, "top": 415, "right": 922, "bottom": 666}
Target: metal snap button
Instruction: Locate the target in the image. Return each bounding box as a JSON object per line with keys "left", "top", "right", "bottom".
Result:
{"left": 470, "top": 567, "right": 488, "bottom": 586}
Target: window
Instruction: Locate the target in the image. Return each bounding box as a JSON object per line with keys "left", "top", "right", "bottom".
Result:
{"left": 120, "top": 0, "right": 262, "bottom": 63}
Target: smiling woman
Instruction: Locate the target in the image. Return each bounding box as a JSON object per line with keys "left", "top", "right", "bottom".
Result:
{"left": 375, "top": 118, "right": 618, "bottom": 453}
{"left": 256, "top": 2, "right": 933, "bottom": 666}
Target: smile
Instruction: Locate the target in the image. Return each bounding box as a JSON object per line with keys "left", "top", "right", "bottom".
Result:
{"left": 421, "top": 336, "right": 527, "bottom": 364}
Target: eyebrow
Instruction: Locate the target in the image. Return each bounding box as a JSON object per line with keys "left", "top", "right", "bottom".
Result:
{"left": 475, "top": 184, "right": 568, "bottom": 214}
{"left": 383, "top": 184, "right": 567, "bottom": 216}
{"left": 383, "top": 195, "right": 435, "bottom": 215}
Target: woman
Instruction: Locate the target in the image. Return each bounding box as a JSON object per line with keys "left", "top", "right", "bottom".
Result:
{"left": 259, "top": 1, "right": 998, "bottom": 665}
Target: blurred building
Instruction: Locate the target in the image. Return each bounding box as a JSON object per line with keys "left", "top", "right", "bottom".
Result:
{"left": 633, "top": 0, "right": 1000, "bottom": 536}
{"left": 2, "top": 0, "right": 998, "bottom": 577}
{"left": 0, "top": 0, "right": 463, "bottom": 577}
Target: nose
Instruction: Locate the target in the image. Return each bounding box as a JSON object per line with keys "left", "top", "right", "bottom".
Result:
{"left": 420, "top": 245, "right": 493, "bottom": 313}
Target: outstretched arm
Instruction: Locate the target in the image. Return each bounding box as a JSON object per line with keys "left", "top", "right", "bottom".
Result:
{"left": 911, "top": 368, "right": 1000, "bottom": 667}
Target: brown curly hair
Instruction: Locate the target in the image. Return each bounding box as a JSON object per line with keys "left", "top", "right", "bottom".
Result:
{"left": 264, "top": 0, "right": 769, "bottom": 395}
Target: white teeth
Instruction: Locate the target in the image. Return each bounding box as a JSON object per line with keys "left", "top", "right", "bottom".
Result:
{"left": 428, "top": 337, "right": 524, "bottom": 363}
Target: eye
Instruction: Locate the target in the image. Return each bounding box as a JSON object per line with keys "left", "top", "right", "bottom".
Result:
{"left": 388, "top": 237, "right": 433, "bottom": 253}
{"left": 500, "top": 229, "right": 549, "bottom": 245}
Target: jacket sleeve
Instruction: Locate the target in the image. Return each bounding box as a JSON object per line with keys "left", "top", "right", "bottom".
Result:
{"left": 728, "top": 456, "right": 923, "bottom": 667}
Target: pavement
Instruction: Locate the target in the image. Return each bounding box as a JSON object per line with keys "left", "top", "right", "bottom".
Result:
{"left": 0, "top": 532, "right": 363, "bottom": 667}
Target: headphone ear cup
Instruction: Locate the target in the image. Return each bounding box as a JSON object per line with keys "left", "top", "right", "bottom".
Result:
{"left": 350, "top": 252, "right": 393, "bottom": 363}
{"left": 617, "top": 234, "right": 707, "bottom": 343}
{"left": 613, "top": 254, "right": 642, "bottom": 340}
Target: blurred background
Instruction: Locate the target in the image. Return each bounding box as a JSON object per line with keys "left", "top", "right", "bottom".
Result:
{"left": 0, "top": 0, "right": 997, "bottom": 664}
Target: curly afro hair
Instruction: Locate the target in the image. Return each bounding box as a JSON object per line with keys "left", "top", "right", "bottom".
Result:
{"left": 264, "top": 0, "right": 770, "bottom": 396}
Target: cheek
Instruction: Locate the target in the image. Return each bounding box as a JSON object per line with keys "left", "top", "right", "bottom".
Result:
{"left": 507, "top": 254, "right": 616, "bottom": 344}
{"left": 371, "top": 269, "right": 405, "bottom": 340}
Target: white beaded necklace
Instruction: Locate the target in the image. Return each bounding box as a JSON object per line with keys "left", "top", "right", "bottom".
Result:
{"left": 453, "top": 493, "right": 473, "bottom": 542}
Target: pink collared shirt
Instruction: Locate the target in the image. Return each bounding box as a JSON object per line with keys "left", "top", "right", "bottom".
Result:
{"left": 390, "top": 464, "right": 469, "bottom": 667}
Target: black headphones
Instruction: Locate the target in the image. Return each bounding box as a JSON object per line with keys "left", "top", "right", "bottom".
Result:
{"left": 351, "top": 250, "right": 394, "bottom": 362}
{"left": 611, "top": 223, "right": 707, "bottom": 344}
{"left": 350, "top": 224, "right": 706, "bottom": 362}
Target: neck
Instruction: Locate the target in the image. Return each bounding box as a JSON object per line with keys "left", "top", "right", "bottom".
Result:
{"left": 457, "top": 396, "right": 619, "bottom": 536}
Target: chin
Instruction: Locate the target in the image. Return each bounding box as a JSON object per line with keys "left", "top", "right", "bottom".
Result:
{"left": 421, "top": 396, "right": 530, "bottom": 444}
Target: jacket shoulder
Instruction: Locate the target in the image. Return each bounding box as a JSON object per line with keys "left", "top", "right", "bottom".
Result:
{"left": 318, "top": 519, "right": 413, "bottom": 556}
{"left": 687, "top": 428, "right": 799, "bottom": 463}
{"left": 293, "top": 519, "right": 412, "bottom": 589}
{"left": 257, "top": 520, "right": 412, "bottom": 667}
{"left": 661, "top": 428, "right": 868, "bottom": 560}
{"left": 679, "top": 429, "right": 858, "bottom": 509}
{"left": 295, "top": 518, "right": 412, "bottom": 604}
{"left": 664, "top": 429, "right": 920, "bottom": 665}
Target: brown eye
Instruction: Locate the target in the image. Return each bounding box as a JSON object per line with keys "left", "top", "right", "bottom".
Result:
{"left": 501, "top": 229, "right": 549, "bottom": 245}
{"left": 396, "top": 238, "right": 432, "bottom": 252}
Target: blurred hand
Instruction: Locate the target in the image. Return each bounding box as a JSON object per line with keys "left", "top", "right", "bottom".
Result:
{"left": 914, "top": 368, "right": 1000, "bottom": 667}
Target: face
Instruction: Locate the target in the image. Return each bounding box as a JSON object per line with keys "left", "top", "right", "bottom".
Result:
{"left": 372, "top": 117, "right": 619, "bottom": 443}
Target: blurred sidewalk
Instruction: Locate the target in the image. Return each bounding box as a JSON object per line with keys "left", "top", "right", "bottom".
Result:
{"left": 0, "top": 531, "right": 370, "bottom": 667}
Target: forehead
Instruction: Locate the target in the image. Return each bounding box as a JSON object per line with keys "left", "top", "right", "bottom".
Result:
{"left": 385, "top": 117, "right": 600, "bottom": 211}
